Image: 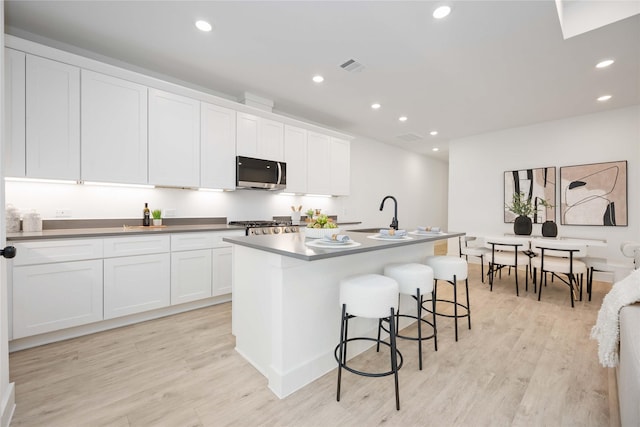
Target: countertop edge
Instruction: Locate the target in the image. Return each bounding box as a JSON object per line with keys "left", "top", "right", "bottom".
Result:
{"left": 224, "top": 232, "right": 464, "bottom": 261}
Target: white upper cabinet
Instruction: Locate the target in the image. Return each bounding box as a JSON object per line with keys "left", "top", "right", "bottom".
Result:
{"left": 236, "top": 112, "right": 284, "bottom": 161}
{"left": 26, "top": 54, "right": 80, "bottom": 180}
{"left": 4, "top": 48, "right": 26, "bottom": 177}
{"left": 148, "top": 88, "right": 200, "bottom": 187}
{"left": 306, "top": 131, "right": 331, "bottom": 195}
{"left": 81, "top": 70, "right": 148, "bottom": 184}
{"left": 259, "top": 118, "right": 284, "bottom": 161}
{"left": 330, "top": 137, "right": 351, "bottom": 196}
{"left": 284, "top": 125, "right": 308, "bottom": 194}
{"left": 201, "top": 102, "right": 236, "bottom": 190}
{"left": 236, "top": 112, "right": 260, "bottom": 158}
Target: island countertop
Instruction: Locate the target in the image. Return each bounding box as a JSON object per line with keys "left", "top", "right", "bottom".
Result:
{"left": 223, "top": 230, "right": 463, "bottom": 261}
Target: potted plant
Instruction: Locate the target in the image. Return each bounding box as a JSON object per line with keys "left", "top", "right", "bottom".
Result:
{"left": 304, "top": 209, "right": 314, "bottom": 222}
{"left": 152, "top": 209, "right": 162, "bottom": 226}
{"left": 506, "top": 192, "right": 552, "bottom": 236}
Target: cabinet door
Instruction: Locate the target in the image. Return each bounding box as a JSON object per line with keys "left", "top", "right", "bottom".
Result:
{"left": 26, "top": 55, "right": 80, "bottom": 180}
{"left": 284, "top": 125, "right": 308, "bottom": 194}
{"left": 259, "top": 118, "right": 284, "bottom": 161}
{"left": 81, "top": 70, "right": 148, "bottom": 184}
{"left": 4, "top": 48, "right": 26, "bottom": 177}
{"left": 103, "top": 253, "right": 170, "bottom": 319}
{"left": 13, "top": 260, "right": 103, "bottom": 338}
{"left": 212, "top": 247, "right": 233, "bottom": 296}
{"left": 201, "top": 102, "right": 236, "bottom": 190}
{"left": 306, "top": 131, "right": 331, "bottom": 195}
{"left": 236, "top": 112, "right": 259, "bottom": 158}
{"left": 330, "top": 138, "right": 351, "bottom": 196}
{"left": 171, "top": 249, "right": 212, "bottom": 305}
{"left": 148, "top": 88, "right": 200, "bottom": 187}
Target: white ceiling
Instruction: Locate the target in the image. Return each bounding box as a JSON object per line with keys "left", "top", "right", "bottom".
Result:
{"left": 4, "top": 1, "right": 640, "bottom": 161}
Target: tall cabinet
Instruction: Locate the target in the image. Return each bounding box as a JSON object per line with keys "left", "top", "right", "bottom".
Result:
{"left": 4, "top": 48, "right": 26, "bottom": 177}
{"left": 81, "top": 70, "right": 148, "bottom": 184}
{"left": 148, "top": 89, "right": 200, "bottom": 187}
{"left": 201, "top": 102, "right": 236, "bottom": 190}
{"left": 25, "top": 54, "right": 80, "bottom": 180}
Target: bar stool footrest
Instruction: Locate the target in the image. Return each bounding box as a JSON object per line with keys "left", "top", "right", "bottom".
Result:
{"left": 380, "top": 315, "right": 436, "bottom": 341}
{"left": 334, "top": 337, "right": 404, "bottom": 377}
{"left": 421, "top": 298, "right": 470, "bottom": 319}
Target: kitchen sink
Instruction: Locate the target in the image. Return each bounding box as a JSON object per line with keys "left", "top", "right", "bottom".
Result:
{"left": 347, "top": 227, "right": 387, "bottom": 233}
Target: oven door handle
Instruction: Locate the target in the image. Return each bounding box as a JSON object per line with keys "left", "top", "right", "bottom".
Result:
{"left": 277, "top": 162, "right": 282, "bottom": 185}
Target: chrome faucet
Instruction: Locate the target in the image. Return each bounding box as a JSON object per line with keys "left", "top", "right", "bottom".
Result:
{"left": 379, "top": 195, "right": 399, "bottom": 230}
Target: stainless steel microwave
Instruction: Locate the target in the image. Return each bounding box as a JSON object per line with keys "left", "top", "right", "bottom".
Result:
{"left": 236, "top": 156, "right": 286, "bottom": 190}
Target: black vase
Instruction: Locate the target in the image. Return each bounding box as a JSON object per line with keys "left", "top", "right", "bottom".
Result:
{"left": 542, "top": 220, "right": 558, "bottom": 237}
{"left": 514, "top": 215, "right": 532, "bottom": 235}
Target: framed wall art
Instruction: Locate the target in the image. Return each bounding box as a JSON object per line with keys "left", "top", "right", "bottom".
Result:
{"left": 504, "top": 167, "right": 556, "bottom": 223}
{"left": 560, "top": 160, "right": 627, "bottom": 226}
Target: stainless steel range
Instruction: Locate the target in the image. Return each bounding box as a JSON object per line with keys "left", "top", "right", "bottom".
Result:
{"left": 229, "top": 220, "right": 300, "bottom": 236}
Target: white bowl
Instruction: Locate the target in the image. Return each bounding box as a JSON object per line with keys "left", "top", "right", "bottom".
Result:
{"left": 304, "top": 227, "right": 341, "bottom": 239}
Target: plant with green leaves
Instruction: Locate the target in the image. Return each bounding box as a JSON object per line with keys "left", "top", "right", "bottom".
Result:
{"left": 152, "top": 209, "right": 162, "bottom": 220}
{"left": 506, "top": 192, "right": 552, "bottom": 217}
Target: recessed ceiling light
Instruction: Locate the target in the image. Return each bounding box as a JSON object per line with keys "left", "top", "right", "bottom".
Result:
{"left": 596, "top": 59, "right": 614, "bottom": 68}
{"left": 597, "top": 95, "right": 612, "bottom": 102}
{"left": 433, "top": 5, "right": 451, "bottom": 19}
{"left": 371, "top": 103, "right": 381, "bottom": 110}
{"left": 312, "top": 75, "right": 324, "bottom": 83}
{"left": 399, "top": 116, "right": 408, "bottom": 122}
{"left": 195, "top": 20, "right": 212, "bottom": 32}
{"left": 430, "top": 131, "right": 438, "bottom": 136}
{"left": 432, "top": 147, "right": 439, "bottom": 152}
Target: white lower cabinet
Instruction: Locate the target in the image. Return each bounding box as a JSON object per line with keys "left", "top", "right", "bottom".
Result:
{"left": 13, "top": 260, "right": 103, "bottom": 338}
{"left": 10, "top": 231, "right": 238, "bottom": 342}
{"left": 104, "top": 253, "right": 171, "bottom": 319}
{"left": 171, "top": 249, "right": 213, "bottom": 305}
{"left": 212, "top": 247, "right": 233, "bottom": 296}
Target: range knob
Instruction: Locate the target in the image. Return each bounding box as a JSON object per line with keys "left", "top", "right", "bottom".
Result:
{"left": 273, "top": 228, "right": 281, "bottom": 234}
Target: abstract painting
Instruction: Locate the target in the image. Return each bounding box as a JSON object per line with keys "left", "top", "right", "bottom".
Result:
{"left": 504, "top": 167, "right": 556, "bottom": 223}
{"left": 560, "top": 161, "right": 627, "bottom": 226}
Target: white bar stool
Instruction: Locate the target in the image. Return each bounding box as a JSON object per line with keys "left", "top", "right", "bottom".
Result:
{"left": 383, "top": 263, "right": 436, "bottom": 370}
{"left": 336, "top": 274, "right": 403, "bottom": 410}
{"left": 423, "top": 256, "right": 470, "bottom": 342}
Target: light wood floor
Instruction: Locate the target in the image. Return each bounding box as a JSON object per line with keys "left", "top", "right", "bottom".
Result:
{"left": 9, "top": 264, "right": 617, "bottom": 426}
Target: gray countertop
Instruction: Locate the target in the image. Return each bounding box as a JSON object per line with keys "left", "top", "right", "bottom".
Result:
{"left": 223, "top": 231, "right": 464, "bottom": 261}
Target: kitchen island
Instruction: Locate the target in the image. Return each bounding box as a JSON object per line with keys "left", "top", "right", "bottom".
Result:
{"left": 223, "top": 230, "right": 463, "bottom": 398}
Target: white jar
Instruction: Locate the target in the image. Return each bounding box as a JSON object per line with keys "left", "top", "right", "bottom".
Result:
{"left": 6, "top": 204, "right": 21, "bottom": 232}
{"left": 22, "top": 212, "right": 43, "bottom": 232}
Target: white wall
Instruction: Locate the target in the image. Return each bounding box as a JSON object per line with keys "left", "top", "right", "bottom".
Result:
{"left": 449, "top": 105, "right": 640, "bottom": 263}
{"left": 5, "top": 135, "right": 449, "bottom": 232}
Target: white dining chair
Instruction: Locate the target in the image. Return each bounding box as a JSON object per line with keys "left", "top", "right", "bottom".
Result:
{"left": 485, "top": 236, "right": 530, "bottom": 296}
{"left": 530, "top": 239, "right": 588, "bottom": 307}
{"left": 459, "top": 236, "right": 491, "bottom": 283}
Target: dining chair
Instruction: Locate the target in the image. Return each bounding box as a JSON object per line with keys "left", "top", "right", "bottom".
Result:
{"left": 485, "top": 236, "right": 530, "bottom": 296}
{"left": 459, "top": 236, "right": 491, "bottom": 283}
{"left": 530, "top": 239, "right": 588, "bottom": 307}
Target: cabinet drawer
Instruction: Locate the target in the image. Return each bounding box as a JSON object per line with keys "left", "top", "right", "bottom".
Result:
{"left": 103, "top": 235, "right": 170, "bottom": 258}
{"left": 212, "top": 230, "right": 245, "bottom": 247}
{"left": 13, "top": 239, "right": 103, "bottom": 266}
{"left": 171, "top": 233, "right": 216, "bottom": 251}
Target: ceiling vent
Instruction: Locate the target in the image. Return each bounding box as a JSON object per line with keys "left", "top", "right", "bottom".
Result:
{"left": 396, "top": 133, "right": 423, "bottom": 142}
{"left": 340, "top": 59, "right": 365, "bottom": 73}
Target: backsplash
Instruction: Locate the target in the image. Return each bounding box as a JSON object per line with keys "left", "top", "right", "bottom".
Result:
{"left": 5, "top": 181, "right": 342, "bottom": 222}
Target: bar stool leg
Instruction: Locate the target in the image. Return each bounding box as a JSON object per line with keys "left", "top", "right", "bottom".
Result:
{"left": 453, "top": 274, "right": 459, "bottom": 342}
{"left": 465, "top": 278, "right": 471, "bottom": 330}
{"left": 388, "top": 307, "right": 400, "bottom": 410}
{"left": 416, "top": 288, "right": 422, "bottom": 370}
{"left": 432, "top": 287, "right": 438, "bottom": 351}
